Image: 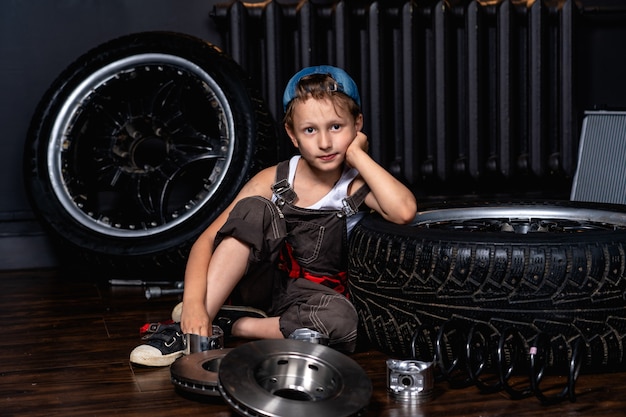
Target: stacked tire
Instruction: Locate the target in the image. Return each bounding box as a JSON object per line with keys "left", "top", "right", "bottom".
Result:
{"left": 348, "top": 201, "right": 626, "bottom": 371}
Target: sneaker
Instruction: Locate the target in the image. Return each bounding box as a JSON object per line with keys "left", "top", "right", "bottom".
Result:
{"left": 214, "top": 305, "right": 268, "bottom": 337}
{"left": 130, "top": 323, "right": 185, "bottom": 367}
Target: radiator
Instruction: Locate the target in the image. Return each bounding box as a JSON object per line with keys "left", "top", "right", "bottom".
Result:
{"left": 211, "top": 0, "right": 585, "bottom": 197}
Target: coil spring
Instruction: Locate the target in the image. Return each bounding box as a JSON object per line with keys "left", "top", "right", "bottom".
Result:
{"left": 409, "top": 320, "right": 585, "bottom": 405}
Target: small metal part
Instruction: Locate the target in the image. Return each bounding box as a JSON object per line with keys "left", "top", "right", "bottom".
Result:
{"left": 184, "top": 326, "right": 224, "bottom": 355}
{"left": 288, "top": 328, "right": 329, "bottom": 345}
{"left": 386, "top": 359, "right": 435, "bottom": 403}
{"left": 144, "top": 286, "right": 184, "bottom": 299}
{"left": 109, "top": 279, "right": 184, "bottom": 288}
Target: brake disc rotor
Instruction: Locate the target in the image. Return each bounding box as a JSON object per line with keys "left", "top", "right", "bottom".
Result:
{"left": 218, "top": 339, "right": 372, "bottom": 417}
{"left": 170, "top": 348, "right": 232, "bottom": 396}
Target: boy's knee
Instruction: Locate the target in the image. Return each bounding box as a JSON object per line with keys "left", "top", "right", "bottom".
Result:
{"left": 324, "top": 297, "right": 358, "bottom": 350}
{"left": 231, "top": 196, "right": 276, "bottom": 221}
{"left": 280, "top": 292, "right": 358, "bottom": 351}
{"left": 216, "top": 196, "right": 286, "bottom": 256}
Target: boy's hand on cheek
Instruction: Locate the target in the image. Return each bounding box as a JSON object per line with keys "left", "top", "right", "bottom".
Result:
{"left": 346, "top": 132, "right": 369, "bottom": 167}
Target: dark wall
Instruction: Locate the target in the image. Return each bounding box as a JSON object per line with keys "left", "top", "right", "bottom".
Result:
{"left": 2, "top": 0, "right": 626, "bottom": 270}
{"left": 578, "top": 8, "right": 626, "bottom": 110}
{"left": 1, "top": 0, "right": 225, "bottom": 269}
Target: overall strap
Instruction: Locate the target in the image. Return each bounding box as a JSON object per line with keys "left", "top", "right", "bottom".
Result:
{"left": 341, "top": 184, "right": 370, "bottom": 217}
{"left": 272, "top": 159, "right": 370, "bottom": 216}
{"left": 271, "top": 160, "right": 297, "bottom": 204}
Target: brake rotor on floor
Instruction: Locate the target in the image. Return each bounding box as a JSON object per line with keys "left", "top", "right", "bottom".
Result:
{"left": 218, "top": 339, "right": 372, "bottom": 417}
{"left": 170, "top": 348, "right": 233, "bottom": 396}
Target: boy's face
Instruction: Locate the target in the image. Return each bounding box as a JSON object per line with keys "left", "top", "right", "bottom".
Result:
{"left": 285, "top": 96, "right": 363, "bottom": 173}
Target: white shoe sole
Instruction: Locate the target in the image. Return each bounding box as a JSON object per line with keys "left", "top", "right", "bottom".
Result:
{"left": 129, "top": 344, "right": 183, "bottom": 367}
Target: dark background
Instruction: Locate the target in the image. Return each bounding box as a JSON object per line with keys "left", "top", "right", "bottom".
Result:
{"left": 2, "top": 0, "right": 626, "bottom": 270}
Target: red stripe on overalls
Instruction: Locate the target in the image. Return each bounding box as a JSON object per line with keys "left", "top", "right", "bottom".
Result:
{"left": 278, "top": 243, "right": 349, "bottom": 298}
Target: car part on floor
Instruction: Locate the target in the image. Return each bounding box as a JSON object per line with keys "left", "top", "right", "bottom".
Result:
{"left": 170, "top": 348, "right": 233, "bottom": 397}
{"left": 218, "top": 339, "right": 372, "bottom": 417}
{"left": 407, "top": 319, "right": 583, "bottom": 405}
{"left": 288, "top": 328, "right": 329, "bottom": 345}
{"left": 144, "top": 286, "right": 184, "bottom": 299}
{"left": 349, "top": 201, "right": 626, "bottom": 371}
{"left": 386, "top": 359, "right": 435, "bottom": 403}
{"left": 108, "top": 278, "right": 184, "bottom": 299}
{"left": 108, "top": 279, "right": 183, "bottom": 288}
{"left": 24, "top": 31, "right": 278, "bottom": 276}
{"left": 184, "top": 327, "right": 224, "bottom": 355}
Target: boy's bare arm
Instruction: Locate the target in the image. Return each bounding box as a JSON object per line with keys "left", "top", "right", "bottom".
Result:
{"left": 346, "top": 132, "right": 417, "bottom": 224}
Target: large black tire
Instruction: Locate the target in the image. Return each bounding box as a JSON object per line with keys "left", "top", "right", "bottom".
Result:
{"left": 24, "top": 32, "right": 278, "bottom": 277}
{"left": 348, "top": 201, "right": 626, "bottom": 371}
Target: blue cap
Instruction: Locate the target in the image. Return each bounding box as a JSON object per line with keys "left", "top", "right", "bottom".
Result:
{"left": 282, "top": 65, "right": 361, "bottom": 111}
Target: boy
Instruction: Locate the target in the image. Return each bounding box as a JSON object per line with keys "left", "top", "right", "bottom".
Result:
{"left": 130, "top": 65, "right": 416, "bottom": 366}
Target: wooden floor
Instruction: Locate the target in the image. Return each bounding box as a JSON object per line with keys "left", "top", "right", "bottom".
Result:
{"left": 2, "top": 268, "right": 626, "bottom": 416}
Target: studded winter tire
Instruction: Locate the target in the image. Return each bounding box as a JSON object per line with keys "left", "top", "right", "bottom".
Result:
{"left": 348, "top": 201, "right": 626, "bottom": 371}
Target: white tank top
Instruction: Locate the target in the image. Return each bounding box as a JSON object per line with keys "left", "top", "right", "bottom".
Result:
{"left": 280, "top": 155, "right": 366, "bottom": 234}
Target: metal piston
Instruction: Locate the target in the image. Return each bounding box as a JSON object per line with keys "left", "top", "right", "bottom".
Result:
{"left": 184, "top": 326, "right": 224, "bottom": 355}
{"left": 386, "top": 359, "right": 435, "bottom": 403}
{"left": 288, "top": 328, "right": 329, "bottom": 345}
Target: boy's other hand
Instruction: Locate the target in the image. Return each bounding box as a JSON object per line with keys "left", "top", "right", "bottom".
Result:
{"left": 180, "top": 303, "right": 212, "bottom": 337}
